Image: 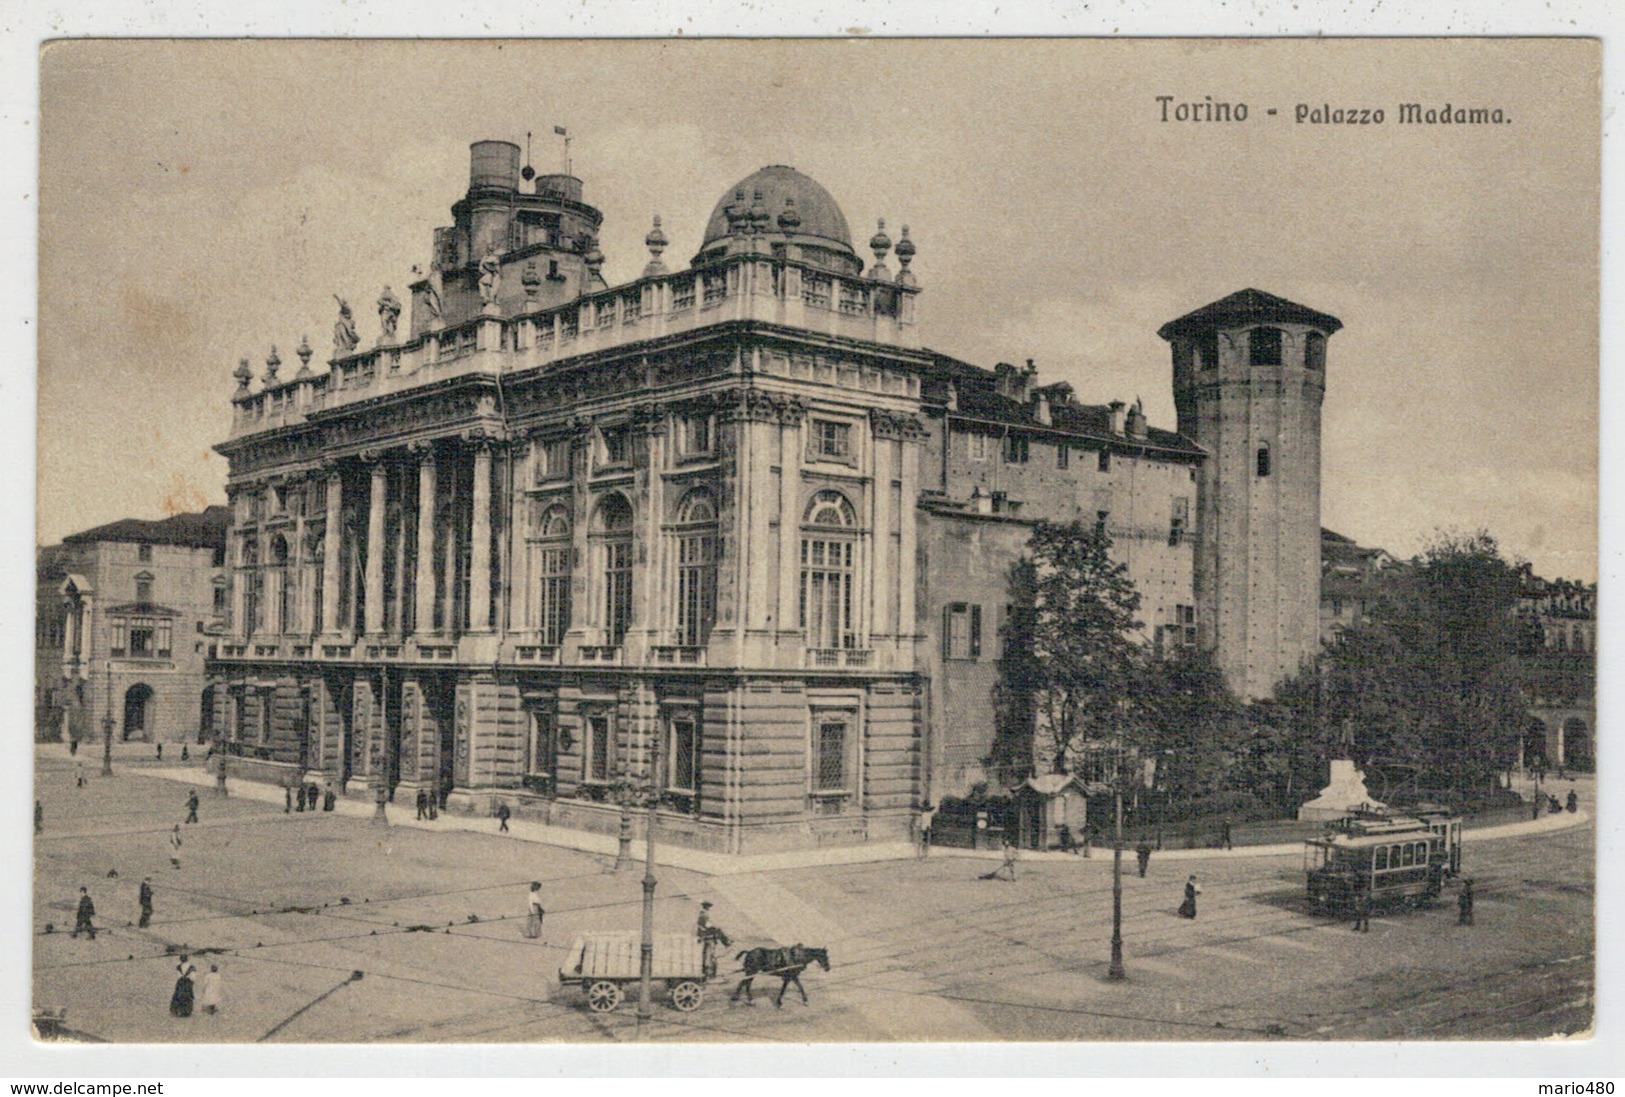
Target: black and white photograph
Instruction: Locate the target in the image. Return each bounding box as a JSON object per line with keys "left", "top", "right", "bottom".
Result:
{"left": 24, "top": 34, "right": 1602, "bottom": 1062}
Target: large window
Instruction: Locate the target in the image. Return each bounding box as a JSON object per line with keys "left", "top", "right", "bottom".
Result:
{"left": 666, "top": 711, "right": 699, "bottom": 794}
{"left": 811, "top": 419, "right": 852, "bottom": 461}
{"left": 598, "top": 426, "right": 631, "bottom": 468}
{"left": 1169, "top": 497, "right": 1189, "bottom": 547}
{"left": 800, "top": 491, "right": 858, "bottom": 649}
{"left": 535, "top": 437, "right": 573, "bottom": 483}
{"left": 533, "top": 505, "right": 572, "bottom": 645}
{"left": 673, "top": 492, "right": 718, "bottom": 647}
{"left": 111, "top": 615, "right": 173, "bottom": 659}
{"left": 1249, "top": 327, "right": 1283, "bottom": 366}
{"left": 677, "top": 414, "right": 714, "bottom": 458}
{"left": 594, "top": 495, "right": 634, "bottom": 645}
{"left": 1003, "top": 435, "right": 1029, "bottom": 464}
{"left": 527, "top": 709, "right": 557, "bottom": 786}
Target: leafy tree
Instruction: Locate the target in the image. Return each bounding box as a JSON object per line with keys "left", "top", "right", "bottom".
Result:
{"left": 1137, "top": 648, "right": 1242, "bottom": 799}
{"left": 996, "top": 521, "right": 1144, "bottom": 776}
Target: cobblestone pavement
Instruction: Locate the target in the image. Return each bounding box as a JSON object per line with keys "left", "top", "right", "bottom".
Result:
{"left": 32, "top": 747, "right": 1593, "bottom": 1043}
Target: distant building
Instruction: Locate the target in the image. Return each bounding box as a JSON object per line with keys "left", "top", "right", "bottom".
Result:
{"left": 38, "top": 508, "right": 230, "bottom": 744}
{"left": 207, "top": 139, "right": 1336, "bottom": 851}
{"left": 1319, "top": 528, "right": 1399, "bottom": 646}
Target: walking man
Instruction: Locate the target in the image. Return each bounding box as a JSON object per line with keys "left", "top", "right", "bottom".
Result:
{"left": 75, "top": 761, "right": 85, "bottom": 789}
{"left": 1351, "top": 879, "right": 1372, "bottom": 932}
{"left": 169, "top": 824, "right": 183, "bottom": 870}
{"left": 34, "top": 800, "right": 43, "bottom": 836}
{"left": 185, "top": 790, "right": 200, "bottom": 825}
{"left": 284, "top": 786, "right": 293, "bottom": 813}
{"left": 524, "top": 882, "right": 544, "bottom": 939}
{"left": 138, "top": 877, "right": 154, "bottom": 928}
{"left": 72, "top": 887, "right": 96, "bottom": 939}
{"left": 1457, "top": 879, "right": 1476, "bottom": 926}
{"left": 1135, "top": 842, "right": 1153, "bottom": 877}
{"left": 416, "top": 788, "right": 429, "bottom": 820}
{"left": 1567, "top": 788, "right": 1579, "bottom": 813}
{"left": 156, "top": 743, "right": 163, "bottom": 762}
{"left": 1219, "top": 819, "right": 1234, "bottom": 851}
{"left": 497, "top": 802, "right": 511, "bottom": 833}
{"left": 981, "top": 836, "right": 1019, "bottom": 881}
{"left": 916, "top": 802, "right": 936, "bottom": 859}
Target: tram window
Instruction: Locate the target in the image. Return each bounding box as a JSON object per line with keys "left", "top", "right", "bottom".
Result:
{"left": 1401, "top": 844, "right": 1415, "bottom": 867}
{"left": 1374, "top": 847, "right": 1388, "bottom": 870}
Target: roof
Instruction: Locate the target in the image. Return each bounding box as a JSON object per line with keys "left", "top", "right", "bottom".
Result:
{"left": 702, "top": 165, "right": 855, "bottom": 251}
{"left": 1156, "top": 288, "right": 1343, "bottom": 341}
{"left": 1018, "top": 774, "right": 1089, "bottom": 796}
{"left": 63, "top": 506, "right": 230, "bottom": 549}
{"left": 951, "top": 381, "right": 1205, "bottom": 458}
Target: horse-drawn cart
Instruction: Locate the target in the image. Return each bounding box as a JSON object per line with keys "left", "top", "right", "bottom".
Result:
{"left": 558, "top": 932, "right": 708, "bottom": 1013}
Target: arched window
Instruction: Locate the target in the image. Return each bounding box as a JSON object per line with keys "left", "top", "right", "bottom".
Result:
{"left": 240, "top": 537, "right": 260, "bottom": 637}
{"left": 305, "top": 530, "right": 324, "bottom": 632}
{"left": 1305, "top": 331, "right": 1327, "bottom": 370}
{"left": 800, "top": 490, "right": 858, "bottom": 650}
{"left": 593, "top": 494, "right": 634, "bottom": 645}
{"left": 270, "top": 534, "right": 292, "bottom": 634}
{"left": 1249, "top": 326, "right": 1283, "bottom": 367}
{"left": 534, "top": 504, "right": 572, "bottom": 645}
{"left": 673, "top": 492, "right": 718, "bottom": 647}
{"left": 1256, "top": 444, "right": 1272, "bottom": 478}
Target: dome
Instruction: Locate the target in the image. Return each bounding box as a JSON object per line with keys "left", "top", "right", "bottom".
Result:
{"left": 702, "top": 166, "right": 854, "bottom": 251}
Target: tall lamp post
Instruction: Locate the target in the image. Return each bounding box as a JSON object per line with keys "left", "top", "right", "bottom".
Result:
{"left": 1107, "top": 767, "right": 1126, "bottom": 981}
{"left": 101, "top": 661, "right": 115, "bottom": 777}
{"left": 636, "top": 737, "right": 662, "bottom": 1023}
{"left": 612, "top": 777, "right": 636, "bottom": 872}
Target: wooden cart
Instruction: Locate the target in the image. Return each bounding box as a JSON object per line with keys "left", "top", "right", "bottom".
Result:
{"left": 558, "top": 932, "right": 709, "bottom": 1013}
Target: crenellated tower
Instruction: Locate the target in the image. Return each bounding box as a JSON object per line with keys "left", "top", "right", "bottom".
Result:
{"left": 1162, "top": 288, "right": 1342, "bottom": 699}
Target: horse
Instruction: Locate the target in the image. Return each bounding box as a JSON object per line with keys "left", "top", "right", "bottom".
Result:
{"left": 730, "top": 944, "right": 831, "bottom": 1008}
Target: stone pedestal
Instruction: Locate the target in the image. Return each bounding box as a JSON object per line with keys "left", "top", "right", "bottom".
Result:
{"left": 1298, "top": 758, "right": 1386, "bottom": 822}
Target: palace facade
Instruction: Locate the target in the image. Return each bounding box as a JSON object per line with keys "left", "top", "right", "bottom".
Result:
{"left": 209, "top": 140, "right": 1339, "bottom": 852}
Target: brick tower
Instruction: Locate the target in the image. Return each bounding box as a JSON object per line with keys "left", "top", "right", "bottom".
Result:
{"left": 1162, "top": 289, "right": 1342, "bottom": 699}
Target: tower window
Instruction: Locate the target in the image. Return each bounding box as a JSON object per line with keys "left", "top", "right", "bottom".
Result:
{"left": 1095, "top": 510, "right": 1110, "bottom": 539}
{"left": 1257, "top": 445, "right": 1272, "bottom": 478}
{"left": 1057, "top": 445, "right": 1070, "bottom": 469}
{"left": 1249, "top": 327, "right": 1283, "bottom": 367}
{"left": 1098, "top": 449, "right": 1111, "bottom": 473}
{"left": 1197, "top": 331, "right": 1219, "bottom": 371}
{"left": 1305, "top": 331, "right": 1327, "bottom": 370}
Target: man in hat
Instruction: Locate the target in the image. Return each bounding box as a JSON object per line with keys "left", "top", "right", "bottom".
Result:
{"left": 416, "top": 788, "right": 429, "bottom": 821}
{"left": 1135, "top": 841, "right": 1153, "bottom": 877}
{"left": 185, "top": 790, "right": 200, "bottom": 825}
{"left": 72, "top": 887, "right": 96, "bottom": 939}
{"left": 1457, "top": 879, "right": 1476, "bottom": 926}
{"left": 916, "top": 802, "right": 936, "bottom": 859}
{"left": 138, "top": 877, "right": 155, "bottom": 928}
{"left": 696, "top": 901, "right": 731, "bottom": 980}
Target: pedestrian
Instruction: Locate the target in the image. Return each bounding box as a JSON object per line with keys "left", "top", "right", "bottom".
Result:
{"left": 170, "top": 955, "right": 196, "bottom": 1018}
{"left": 69, "top": 736, "right": 79, "bottom": 757}
{"left": 1135, "top": 842, "right": 1153, "bottom": 878}
{"left": 1531, "top": 798, "right": 1543, "bottom": 822}
{"left": 284, "top": 786, "right": 293, "bottom": 814}
{"left": 180, "top": 745, "right": 190, "bottom": 763}
{"left": 185, "top": 790, "right": 200, "bottom": 825}
{"left": 497, "top": 802, "right": 511, "bottom": 833}
{"left": 155, "top": 743, "right": 163, "bottom": 762}
{"left": 1178, "top": 874, "right": 1201, "bottom": 919}
{"left": 138, "top": 877, "right": 154, "bottom": 928}
{"left": 1351, "top": 879, "right": 1371, "bottom": 932}
{"left": 1457, "top": 879, "right": 1475, "bottom": 926}
{"left": 416, "top": 788, "right": 429, "bottom": 820}
{"left": 1549, "top": 794, "right": 1562, "bottom": 815}
{"left": 1219, "top": 819, "right": 1234, "bottom": 851}
{"left": 1567, "top": 789, "right": 1579, "bottom": 813}
{"left": 916, "top": 802, "right": 936, "bottom": 859}
{"left": 75, "top": 761, "right": 85, "bottom": 789}
{"left": 71, "top": 887, "right": 96, "bottom": 939}
{"left": 169, "top": 824, "right": 183, "bottom": 870}
{"left": 1056, "top": 823, "right": 1080, "bottom": 854}
{"left": 198, "top": 964, "right": 222, "bottom": 1016}
{"left": 427, "top": 790, "right": 438, "bottom": 820}
{"left": 34, "top": 799, "right": 43, "bottom": 836}
{"left": 324, "top": 785, "right": 337, "bottom": 812}
{"left": 307, "top": 783, "right": 319, "bottom": 811}
{"left": 524, "top": 881, "right": 544, "bottom": 939}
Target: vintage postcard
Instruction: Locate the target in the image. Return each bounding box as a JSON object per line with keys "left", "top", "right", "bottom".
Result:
{"left": 30, "top": 38, "right": 1598, "bottom": 1058}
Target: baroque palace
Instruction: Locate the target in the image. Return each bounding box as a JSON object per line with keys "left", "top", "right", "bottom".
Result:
{"left": 210, "top": 140, "right": 1339, "bottom": 853}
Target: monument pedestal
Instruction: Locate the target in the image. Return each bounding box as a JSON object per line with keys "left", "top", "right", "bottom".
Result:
{"left": 1298, "top": 758, "right": 1385, "bottom": 822}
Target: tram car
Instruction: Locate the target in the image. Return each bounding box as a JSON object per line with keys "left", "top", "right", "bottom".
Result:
{"left": 1303, "top": 809, "right": 1462, "bottom": 914}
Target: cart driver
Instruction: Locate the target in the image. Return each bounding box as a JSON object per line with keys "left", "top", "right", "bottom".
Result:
{"left": 696, "top": 901, "right": 732, "bottom": 980}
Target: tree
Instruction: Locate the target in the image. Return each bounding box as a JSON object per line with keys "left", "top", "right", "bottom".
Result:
{"left": 1137, "top": 648, "right": 1242, "bottom": 799}
{"left": 1001, "top": 521, "right": 1144, "bottom": 776}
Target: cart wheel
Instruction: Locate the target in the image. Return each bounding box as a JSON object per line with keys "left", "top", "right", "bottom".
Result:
{"left": 671, "top": 980, "right": 704, "bottom": 1012}
{"left": 586, "top": 981, "right": 624, "bottom": 1013}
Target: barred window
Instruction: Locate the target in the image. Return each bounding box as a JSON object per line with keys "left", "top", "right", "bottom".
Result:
{"left": 667, "top": 713, "right": 699, "bottom": 794}
{"left": 815, "top": 717, "right": 848, "bottom": 792}
{"left": 586, "top": 714, "right": 612, "bottom": 782}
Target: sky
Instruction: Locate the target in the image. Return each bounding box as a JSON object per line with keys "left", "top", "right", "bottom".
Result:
{"left": 36, "top": 38, "right": 1600, "bottom": 580}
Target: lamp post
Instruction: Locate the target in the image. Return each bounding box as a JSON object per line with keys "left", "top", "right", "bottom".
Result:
{"left": 612, "top": 777, "right": 635, "bottom": 872}
{"left": 636, "top": 737, "right": 662, "bottom": 1023}
{"left": 101, "top": 661, "right": 115, "bottom": 777}
{"left": 1108, "top": 773, "right": 1126, "bottom": 981}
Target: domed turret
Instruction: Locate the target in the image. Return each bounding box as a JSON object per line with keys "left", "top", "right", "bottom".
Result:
{"left": 695, "top": 165, "right": 862, "bottom": 276}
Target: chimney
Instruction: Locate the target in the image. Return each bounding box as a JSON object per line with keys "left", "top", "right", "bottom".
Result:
{"left": 945, "top": 379, "right": 959, "bottom": 412}
{"left": 1108, "top": 400, "right": 1126, "bottom": 435}
{"left": 1126, "top": 399, "right": 1148, "bottom": 440}
{"left": 1033, "top": 389, "right": 1051, "bottom": 426}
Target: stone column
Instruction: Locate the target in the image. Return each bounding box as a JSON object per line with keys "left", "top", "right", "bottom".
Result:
{"left": 364, "top": 456, "right": 387, "bottom": 635}
{"left": 469, "top": 437, "right": 493, "bottom": 632}
{"left": 414, "top": 444, "right": 438, "bottom": 636}
{"left": 321, "top": 467, "right": 344, "bottom": 634}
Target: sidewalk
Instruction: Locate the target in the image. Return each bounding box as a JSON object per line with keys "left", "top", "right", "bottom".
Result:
{"left": 136, "top": 756, "right": 1591, "bottom": 876}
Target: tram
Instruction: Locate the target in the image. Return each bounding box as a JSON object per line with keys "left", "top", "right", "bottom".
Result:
{"left": 1303, "top": 809, "right": 1463, "bottom": 914}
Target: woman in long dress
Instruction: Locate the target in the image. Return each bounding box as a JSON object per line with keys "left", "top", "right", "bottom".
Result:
{"left": 170, "top": 956, "right": 197, "bottom": 1017}
{"left": 524, "top": 882, "right": 544, "bottom": 939}
{"left": 198, "top": 964, "right": 222, "bottom": 1015}
{"left": 1178, "top": 875, "right": 1201, "bottom": 919}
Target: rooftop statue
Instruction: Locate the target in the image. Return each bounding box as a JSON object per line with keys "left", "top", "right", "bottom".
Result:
{"left": 478, "top": 247, "right": 502, "bottom": 306}
{"left": 333, "top": 297, "right": 360, "bottom": 356}
{"left": 377, "top": 286, "right": 402, "bottom": 342}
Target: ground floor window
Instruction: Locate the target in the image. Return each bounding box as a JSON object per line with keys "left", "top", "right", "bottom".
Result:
{"left": 527, "top": 709, "right": 557, "bottom": 791}
{"left": 811, "top": 710, "right": 856, "bottom": 798}
{"left": 584, "top": 713, "right": 612, "bottom": 783}
{"left": 666, "top": 711, "right": 699, "bottom": 795}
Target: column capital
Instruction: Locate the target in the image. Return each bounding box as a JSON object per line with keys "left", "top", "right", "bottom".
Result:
{"left": 407, "top": 439, "right": 438, "bottom": 461}
{"left": 358, "top": 448, "right": 387, "bottom": 466}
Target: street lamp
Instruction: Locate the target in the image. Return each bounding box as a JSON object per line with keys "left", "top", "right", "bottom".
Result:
{"left": 101, "top": 661, "right": 114, "bottom": 777}
{"left": 636, "top": 738, "right": 663, "bottom": 1023}
{"left": 612, "top": 777, "right": 636, "bottom": 872}
{"left": 1108, "top": 767, "right": 1126, "bottom": 981}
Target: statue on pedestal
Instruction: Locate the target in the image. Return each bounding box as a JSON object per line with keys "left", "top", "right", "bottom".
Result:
{"left": 332, "top": 298, "right": 360, "bottom": 356}
{"left": 414, "top": 263, "right": 444, "bottom": 326}
{"left": 377, "top": 286, "right": 402, "bottom": 343}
